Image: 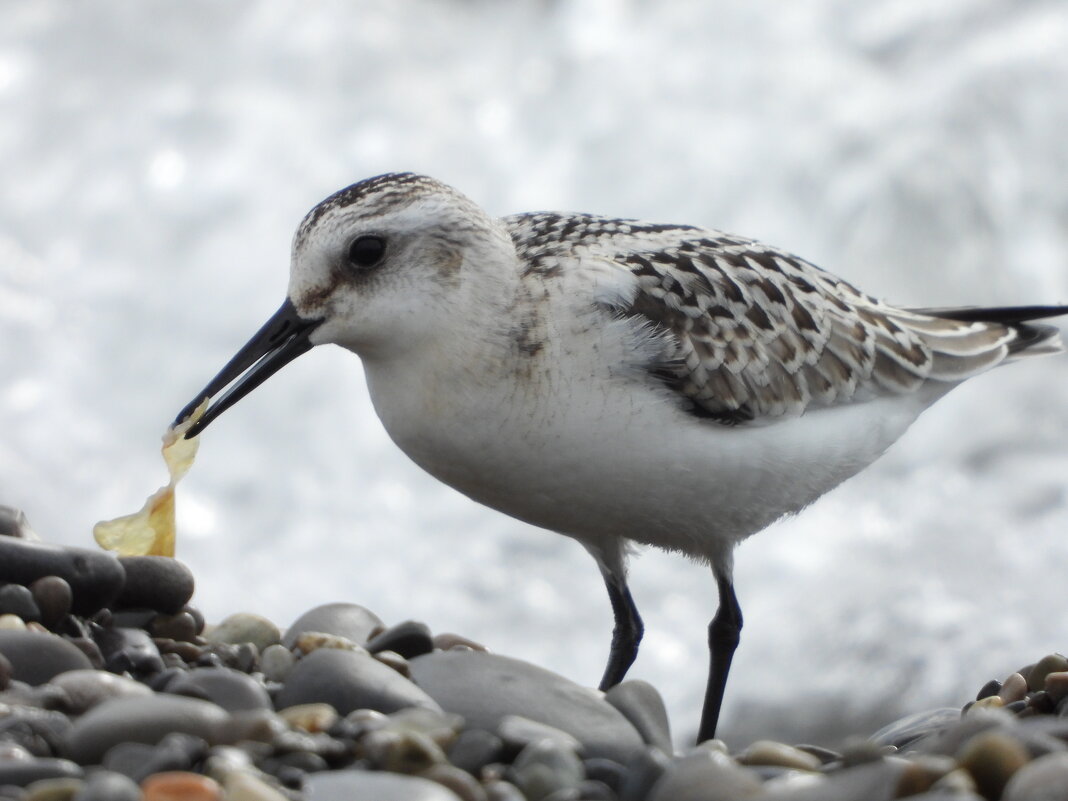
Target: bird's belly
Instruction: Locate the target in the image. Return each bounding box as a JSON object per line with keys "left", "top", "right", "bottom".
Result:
{"left": 378, "top": 385, "right": 930, "bottom": 563}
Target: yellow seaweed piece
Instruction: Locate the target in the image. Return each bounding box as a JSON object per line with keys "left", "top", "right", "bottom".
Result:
{"left": 93, "top": 400, "right": 208, "bottom": 557}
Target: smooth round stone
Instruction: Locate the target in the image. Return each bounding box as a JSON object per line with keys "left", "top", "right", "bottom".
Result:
{"left": 484, "top": 780, "right": 525, "bottom": 801}
{"left": 104, "top": 733, "right": 209, "bottom": 782}
{"left": 759, "top": 759, "right": 908, "bottom": 801}
{"left": 1002, "top": 751, "right": 1068, "bottom": 801}
{"left": 0, "top": 612, "right": 27, "bottom": 630}
{"left": 604, "top": 680, "right": 671, "bottom": 753}
{"left": 258, "top": 644, "right": 295, "bottom": 682}
{"left": 96, "top": 627, "right": 164, "bottom": 676}
{"left": 0, "top": 759, "right": 82, "bottom": 788}
{"left": 304, "top": 770, "right": 463, "bottom": 800}
{"left": 362, "top": 728, "right": 447, "bottom": 773}
{"left": 0, "top": 651, "right": 12, "bottom": 689}
{"left": 366, "top": 621, "right": 434, "bottom": 659}
{"left": 150, "top": 612, "right": 199, "bottom": 643}
{"left": 419, "top": 764, "right": 488, "bottom": 801}
{"left": 70, "top": 770, "right": 142, "bottom": 801}
{"left": 498, "top": 715, "right": 582, "bottom": 753}
{"left": 1000, "top": 673, "right": 1029, "bottom": 704}
{"left": 738, "top": 740, "right": 821, "bottom": 771}
{"left": 165, "top": 667, "right": 271, "bottom": 713}
{"left": 63, "top": 694, "right": 229, "bottom": 765}
{"left": 957, "top": 731, "right": 1030, "bottom": 800}
{"left": 0, "top": 539, "right": 124, "bottom": 615}
{"left": 277, "top": 703, "right": 338, "bottom": 733}
{"left": 447, "top": 729, "right": 504, "bottom": 775}
{"left": 50, "top": 669, "right": 153, "bottom": 715}
{"left": 275, "top": 647, "right": 441, "bottom": 716}
{"left": 1030, "top": 655, "right": 1068, "bottom": 693}
{"left": 141, "top": 771, "right": 221, "bottom": 801}
{"left": 222, "top": 771, "right": 290, "bottom": 801}
{"left": 282, "top": 603, "right": 383, "bottom": 650}
{"left": 293, "top": 632, "right": 363, "bottom": 654}
{"left": 23, "top": 776, "right": 84, "bottom": 800}
{"left": 0, "top": 631, "right": 92, "bottom": 685}
{"left": 205, "top": 613, "right": 280, "bottom": 652}
{"left": 0, "top": 585, "right": 41, "bottom": 622}
{"left": 115, "top": 557, "right": 194, "bottom": 615}
{"left": 408, "top": 651, "right": 644, "bottom": 763}
{"left": 30, "top": 577, "right": 72, "bottom": 629}
{"left": 513, "top": 738, "right": 584, "bottom": 799}
{"left": 649, "top": 750, "right": 762, "bottom": 801}
{"left": 1046, "top": 672, "right": 1068, "bottom": 704}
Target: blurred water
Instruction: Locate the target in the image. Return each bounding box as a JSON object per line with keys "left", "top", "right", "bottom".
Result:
{"left": 1, "top": 0, "right": 1066, "bottom": 745}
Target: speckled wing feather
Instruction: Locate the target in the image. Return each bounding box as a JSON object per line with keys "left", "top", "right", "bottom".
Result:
{"left": 506, "top": 213, "right": 1046, "bottom": 423}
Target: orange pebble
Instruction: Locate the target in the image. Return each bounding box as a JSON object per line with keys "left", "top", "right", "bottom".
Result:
{"left": 141, "top": 771, "right": 221, "bottom": 801}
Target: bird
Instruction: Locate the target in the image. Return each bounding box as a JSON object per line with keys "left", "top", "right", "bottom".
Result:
{"left": 175, "top": 172, "right": 1067, "bottom": 743}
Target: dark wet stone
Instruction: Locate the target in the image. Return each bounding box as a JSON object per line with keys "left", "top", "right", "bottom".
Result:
{"left": 0, "top": 631, "right": 92, "bottom": 685}
{"left": 102, "top": 732, "right": 208, "bottom": 783}
{"left": 0, "top": 539, "right": 124, "bottom": 615}
{"left": 62, "top": 694, "right": 229, "bottom": 765}
{"left": 367, "top": 620, "right": 434, "bottom": 659}
{"left": 29, "top": 577, "right": 72, "bottom": 629}
{"left": 276, "top": 646, "right": 441, "bottom": 716}
{"left": 165, "top": 666, "right": 271, "bottom": 713}
{"left": 50, "top": 669, "right": 152, "bottom": 715}
{"left": 409, "top": 651, "right": 644, "bottom": 763}
{"left": 70, "top": 770, "right": 141, "bottom": 801}
{"left": 283, "top": 602, "right": 383, "bottom": 649}
{"left": 304, "top": 770, "right": 463, "bottom": 800}
{"left": 448, "top": 729, "right": 504, "bottom": 775}
{"left": 108, "top": 609, "right": 156, "bottom": 631}
{"left": 584, "top": 758, "right": 627, "bottom": 793}
{"left": 95, "top": 627, "right": 164, "bottom": 676}
{"left": 870, "top": 707, "right": 962, "bottom": 750}
{"left": 149, "top": 611, "right": 198, "bottom": 643}
{"left": 0, "top": 759, "right": 82, "bottom": 787}
{"left": 604, "top": 680, "right": 671, "bottom": 753}
{"left": 0, "top": 585, "right": 40, "bottom": 622}
{"left": 115, "top": 556, "right": 194, "bottom": 614}
{"left": 0, "top": 707, "right": 72, "bottom": 756}
{"left": 618, "top": 747, "right": 671, "bottom": 801}
{"left": 0, "top": 652, "right": 11, "bottom": 690}
{"left": 977, "top": 679, "right": 1003, "bottom": 700}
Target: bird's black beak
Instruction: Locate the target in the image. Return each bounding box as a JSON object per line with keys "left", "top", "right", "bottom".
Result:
{"left": 174, "top": 298, "right": 324, "bottom": 438}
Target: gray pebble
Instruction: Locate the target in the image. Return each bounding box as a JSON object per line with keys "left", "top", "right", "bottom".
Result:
{"left": 304, "top": 769, "right": 463, "bottom": 800}
{"left": 0, "top": 759, "right": 82, "bottom": 788}
{"left": 0, "top": 539, "right": 123, "bottom": 615}
{"left": 283, "top": 603, "right": 383, "bottom": 649}
{"left": 0, "top": 506, "right": 37, "bottom": 539}
{"left": 206, "top": 612, "right": 280, "bottom": 652}
{"left": 115, "top": 556, "right": 194, "bottom": 614}
{"left": 50, "top": 669, "right": 152, "bottom": 715}
{"left": 149, "top": 611, "right": 198, "bottom": 643}
{"left": 760, "top": 759, "right": 909, "bottom": 801}
{"left": 0, "top": 705, "right": 72, "bottom": 756}
{"left": 409, "top": 651, "right": 643, "bottom": 763}
{"left": 869, "top": 707, "right": 961, "bottom": 750}
{"left": 165, "top": 666, "right": 272, "bottom": 712}
{"left": 0, "top": 631, "right": 92, "bottom": 685}
{"left": 604, "top": 680, "right": 671, "bottom": 754}
{"left": 95, "top": 627, "right": 163, "bottom": 676}
{"left": 0, "top": 585, "right": 40, "bottom": 622}
{"left": 70, "top": 770, "right": 141, "bottom": 801}
{"left": 62, "top": 693, "right": 229, "bottom": 765}
{"left": 275, "top": 646, "right": 441, "bottom": 716}
{"left": 259, "top": 643, "right": 296, "bottom": 682}
{"left": 366, "top": 620, "right": 434, "bottom": 659}
{"left": 513, "top": 738, "right": 585, "bottom": 800}
{"left": 620, "top": 747, "right": 675, "bottom": 801}
{"left": 447, "top": 729, "right": 504, "bottom": 775}
{"left": 648, "top": 749, "right": 763, "bottom": 801}
{"left": 1002, "top": 751, "right": 1068, "bottom": 801}
{"left": 498, "top": 715, "right": 582, "bottom": 754}
{"left": 102, "top": 732, "right": 207, "bottom": 783}
{"left": 484, "top": 780, "right": 526, "bottom": 801}
{"left": 29, "top": 577, "right": 72, "bottom": 629}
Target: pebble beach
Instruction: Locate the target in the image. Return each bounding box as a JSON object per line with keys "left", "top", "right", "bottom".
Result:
{"left": 1, "top": 505, "right": 1067, "bottom": 801}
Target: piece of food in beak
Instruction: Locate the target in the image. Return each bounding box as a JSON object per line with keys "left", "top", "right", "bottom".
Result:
{"left": 93, "top": 399, "right": 208, "bottom": 557}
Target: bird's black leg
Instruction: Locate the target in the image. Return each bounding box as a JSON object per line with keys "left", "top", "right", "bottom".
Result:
{"left": 598, "top": 571, "right": 644, "bottom": 691}
{"left": 697, "top": 573, "right": 742, "bottom": 743}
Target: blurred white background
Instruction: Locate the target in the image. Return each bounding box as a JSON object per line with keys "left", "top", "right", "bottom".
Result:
{"left": 1, "top": 0, "right": 1066, "bottom": 745}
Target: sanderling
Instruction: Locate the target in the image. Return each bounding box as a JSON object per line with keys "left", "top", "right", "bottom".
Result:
{"left": 176, "top": 172, "right": 1067, "bottom": 742}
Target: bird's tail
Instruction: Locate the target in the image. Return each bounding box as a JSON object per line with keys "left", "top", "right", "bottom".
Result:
{"left": 910, "top": 304, "right": 1068, "bottom": 357}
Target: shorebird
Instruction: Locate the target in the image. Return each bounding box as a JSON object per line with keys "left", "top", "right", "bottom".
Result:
{"left": 176, "top": 172, "right": 1067, "bottom": 742}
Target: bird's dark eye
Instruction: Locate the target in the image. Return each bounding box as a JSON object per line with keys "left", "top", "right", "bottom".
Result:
{"left": 347, "top": 235, "right": 386, "bottom": 270}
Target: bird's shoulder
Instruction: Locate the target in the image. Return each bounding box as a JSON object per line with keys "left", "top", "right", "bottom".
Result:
{"left": 502, "top": 212, "right": 1016, "bottom": 423}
